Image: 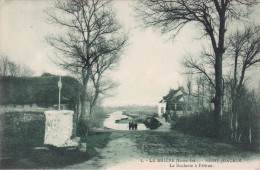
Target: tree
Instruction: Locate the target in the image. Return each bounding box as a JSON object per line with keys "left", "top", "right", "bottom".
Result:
{"left": 8, "top": 61, "right": 21, "bottom": 76}
{"left": 19, "top": 64, "right": 35, "bottom": 77}
{"left": 86, "top": 51, "right": 120, "bottom": 130}
{"left": 0, "top": 54, "right": 10, "bottom": 76}
{"left": 0, "top": 54, "right": 34, "bottom": 77}
{"left": 45, "top": 0, "right": 127, "bottom": 135}
{"left": 181, "top": 48, "right": 218, "bottom": 113}
{"left": 226, "top": 26, "right": 260, "bottom": 142}
{"left": 135, "top": 0, "right": 257, "bottom": 138}
{"left": 228, "top": 26, "right": 260, "bottom": 96}
{"left": 182, "top": 51, "right": 216, "bottom": 91}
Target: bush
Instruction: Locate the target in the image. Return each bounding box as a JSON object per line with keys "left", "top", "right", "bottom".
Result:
{"left": 173, "top": 110, "right": 216, "bottom": 138}
{"left": 144, "top": 116, "right": 162, "bottom": 130}
{"left": 234, "top": 89, "right": 260, "bottom": 151}
{"left": 1, "top": 111, "right": 46, "bottom": 146}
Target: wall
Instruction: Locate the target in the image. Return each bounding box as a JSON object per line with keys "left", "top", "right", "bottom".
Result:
{"left": 157, "top": 102, "right": 166, "bottom": 117}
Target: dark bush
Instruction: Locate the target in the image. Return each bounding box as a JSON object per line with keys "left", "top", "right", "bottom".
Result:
{"left": 173, "top": 110, "right": 216, "bottom": 138}
{"left": 1, "top": 111, "right": 46, "bottom": 146}
{"left": 144, "top": 117, "right": 162, "bottom": 129}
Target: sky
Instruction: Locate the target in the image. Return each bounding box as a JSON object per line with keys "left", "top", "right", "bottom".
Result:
{"left": 0, "top": 0, "right": 260, "bottom": 106}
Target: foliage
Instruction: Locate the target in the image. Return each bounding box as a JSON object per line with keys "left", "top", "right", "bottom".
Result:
{"left": 173, "top": 110, "right": 215, "bottom": 138}
{"left": 144, "top": 116, "right": 162, "bottom": 130}
{"left": 89, "top": 106, "right": 109, "bottom": 128}
{"left": 0, "top": 110, "right": 89, "bottom": 169}
{"left": 1, "top": 135, "right": 107, "bottom": 169}
{"left": 0, "top": 111, "right": 46, "bottom": 160}
{"left": 173, "top": 94, "right": 260, "bottom": 152}
{"left": 233, "top": 89, "right": 260, "bottom": 151}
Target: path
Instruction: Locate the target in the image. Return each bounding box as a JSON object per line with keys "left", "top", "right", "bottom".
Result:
{"left": 66, "top": 111, "right": 149, "bottom": 169}
{"left": 65, "top": 132, "right": 147, "bottom": 169}
{"left": 154, "top": 117, "right": 171, "bottom": 132}
{"left": 66, "top": 111, "right": 259, "bottom": 169}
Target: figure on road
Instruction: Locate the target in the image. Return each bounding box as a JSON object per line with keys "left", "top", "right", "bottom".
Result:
{"left": 129, "top": 120, "right": 133, "bottom": 130}
{"left": 134, "top": 123, "right": 138, "bottom": 130}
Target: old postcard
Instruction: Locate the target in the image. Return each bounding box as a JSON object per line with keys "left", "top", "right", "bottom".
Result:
{"left": 0, "top": 0, "right": 259, "bottom": 169}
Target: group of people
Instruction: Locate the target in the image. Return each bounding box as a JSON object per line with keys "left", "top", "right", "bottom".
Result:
{"left": 129, "top": 121, "right": 138, "bottom": 130}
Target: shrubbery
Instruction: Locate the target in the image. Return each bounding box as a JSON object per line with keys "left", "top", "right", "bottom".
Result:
{"left": 0, "top": 110, "right": 90, "bottom": 169}
{"left": 144, "top": 116, "right": 162, "bottom": 130}
{"left": 1, "top": 110, "right": 78, "bottom": 148}
{"left": 173, "top": 105, "right": 259, "bottom": 152}
{"left": 173, "top": 111, "right": 232, "bottom": 141}
{"left": 173, "top": 110, "right": 215, "bottom": 138}
{"left": 0, "top": 111, "right": 46, "bottom": 146}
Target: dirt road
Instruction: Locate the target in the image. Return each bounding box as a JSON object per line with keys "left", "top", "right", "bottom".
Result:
{"left": 66, "top": 130, "right": 260, "bottom": 169}
{"left": 65, "top": 112, "right": 259, "bottom": 169}
{"left": 66, "top": 115, "right": 173, "bottom": 169}
{"left": 65, "top": 132, "right": 147, "bottom": 169}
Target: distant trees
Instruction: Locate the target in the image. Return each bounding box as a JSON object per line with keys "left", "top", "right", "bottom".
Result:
{"left": 45, "top": 0, "right": 127, "bottom": 136}
{"left": 135, "top": 0, "right": 258, "bottom": 138}
{"left": 0, "top": 54, "right": 34, "bottom": 77}
{"left": 226, "top": 26, "right": 260, "bottom": 144}
{"left": 0, "top": 54, "right": 10, "bottom": 76}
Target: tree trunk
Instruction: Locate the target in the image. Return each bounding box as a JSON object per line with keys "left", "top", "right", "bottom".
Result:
{"left": 79, "top": 68, "right": 91, "bottom": 137}
{"left": 214, "top": 51, "right": 222, "bottom": 138}
{"left": 80, "top": 68, "right": 91, "bottom": 119}
{"left": 81, "top": 80, "right": 88, "bottom": 119}
{"left": 213, "top": 4, "right": 226, "bottom": 138}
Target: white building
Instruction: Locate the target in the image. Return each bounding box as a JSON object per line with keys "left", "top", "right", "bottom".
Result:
{"left": 158, "top": 99, "right": 166, "bottom": 117}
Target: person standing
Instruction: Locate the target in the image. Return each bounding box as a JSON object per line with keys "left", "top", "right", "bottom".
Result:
{"left": 129, "top": 121, "right": 133, "bottom": 130}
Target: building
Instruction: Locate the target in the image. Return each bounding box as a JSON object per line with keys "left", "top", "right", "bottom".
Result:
{"left": 158, "top": 87, "right": 193, "bottom": 119}
{"left": 0, "top": 74, "right": 81, "bottom": 113}
{"left": 158, "top": 99, "right": 166, "bottom": 117}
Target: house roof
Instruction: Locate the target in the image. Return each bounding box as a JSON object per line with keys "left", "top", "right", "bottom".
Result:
{"left": 161, "top": 87, "right": 186, "bottom": 103}
{"left": 0, "top": 75, "right": 81, "bottom": 105}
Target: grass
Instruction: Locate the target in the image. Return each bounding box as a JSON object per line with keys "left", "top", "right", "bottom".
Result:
{"left": 83, "top": 131, "right": 112, "bottom": 159}
{"left": 0, "top": 131, "right": 112, "bottom": 169}
{"left": 0, "top": 108, "right": 112, "bottom": 169}
{"left": 132, "top": 130, "right": 256, "bottom": 158}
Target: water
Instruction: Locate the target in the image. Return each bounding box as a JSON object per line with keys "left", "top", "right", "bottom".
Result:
{"left": 103, "top": 111, "right": 148, "bottom": 131}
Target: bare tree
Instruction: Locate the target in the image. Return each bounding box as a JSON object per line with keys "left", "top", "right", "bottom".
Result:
{"left": 227, "top": 26, "right": 260, "bottom": 143}
{"left": 8, "top": 62, "right": 21, "bottom": 76}
{"left": 85, "top": 50, "right": 120, "bottom": 130}
{"left": 135, "top": 0, "right": 257, "bottom": 138}
{"left": 182, "top": 52, "right": 216, "bottom": 90}
{"left": 228, "top": 26, "right": 260, "bottom": 95}
{"left": 89, "top": 54, "right": 119, "bottom": 113}
{"left": 0, "top": 54, "right": 10, "bottom": 76}
{"left": 0, "top": 54, "right": 34, "bottom": 77}
{"left": 183, "top": 70, "right": 193, "bottom": 95}
{"left": 19, "top": 63, "right": 35, "bottom": 77}
{"left": 45, "top": 0, "right": 127, "bottom": 135}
